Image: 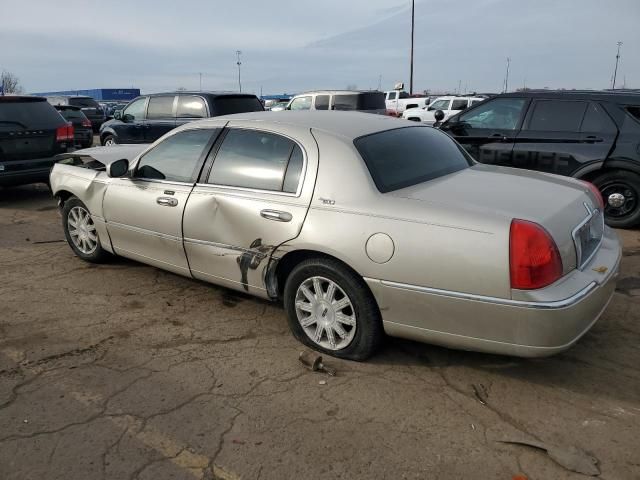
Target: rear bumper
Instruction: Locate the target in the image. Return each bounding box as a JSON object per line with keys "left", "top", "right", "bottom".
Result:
{"left": 0, "top": 156, "right": 62, "bottom": 186}
{"left": 365, "top": 227, "right": 621, "bottom": 357}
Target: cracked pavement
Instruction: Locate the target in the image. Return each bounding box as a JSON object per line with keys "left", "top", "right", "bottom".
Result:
{"left": 1, "top": 184, "right": 639, "bottom": 480}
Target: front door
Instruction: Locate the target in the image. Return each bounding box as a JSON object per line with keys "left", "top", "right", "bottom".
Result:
{"left": 114, "top": 97, "right": 147, "bottom": 143}
{"left": 443, "top": 97, "right": 529, "bottom": 166}
{"left": 103, "top": 128, "right": 218, "bottom": 275}
{"left": 144, "top": 95, "right": 177, "bottom": 142}
{"left": 183, "top": 125, "right": 317, "bottom": 297}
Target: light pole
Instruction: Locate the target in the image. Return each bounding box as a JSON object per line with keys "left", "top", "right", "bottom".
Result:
{"left": 409, "top": 0, "right": 415, "bottom": 95}
{"left": 236, "top": 50, "right": 242, "bottom": 93}
{"left": 612, "top": 41, "right": 622, "bottom": 90}
{"left": 503, "top": 57, "right": 511, "bottom": 93}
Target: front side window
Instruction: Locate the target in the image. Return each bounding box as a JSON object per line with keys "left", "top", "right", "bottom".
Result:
{"left": 528, "top": 100, "right": 587, "bottom": 132}
{"left": 135, "top": 129, "right": 215, "bottom": 182}
{"left": 289, "top": 96, "right": 312, "bottom": 110}
{"left": 389, "top": 92, "right": 397, "bottom": 100}
{"left": 354, "top": 126, "right": 472, "bottom": 193}
{"left": 459, "top": 97, "right": 527, "bottom": 130}
{"left": 146, "top": 96, "right": 175, "bottom": 119}
{"left": 315, "top": 95, "right": 330, "bottom": 110}
{"left": 428, "top": 99, "right": 450, "bottom": 111}
{"left": 123, "top": 98, "right": 146, "bottom": 121}
{"left": 177, "top": 96, "right": 207, "bottom": 118}
{"left": 207, "top": 129, "right": 303, "bottom": 193}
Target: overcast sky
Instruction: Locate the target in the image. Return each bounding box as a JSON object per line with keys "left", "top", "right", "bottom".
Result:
{"left": 2, "top": 0, "right": 639, "bottom": 95}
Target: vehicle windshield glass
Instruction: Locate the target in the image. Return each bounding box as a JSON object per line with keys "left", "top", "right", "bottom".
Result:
{"left": 0, "top": 100, "right": 65, "bottom": 130}
{"left": 68, "top": 97, "right": 100, "bottom": 108}
{"left": 213, "top": 96, "right": 264, "bottom": 115}
{"left": 354, "top": 126, "right": 472, "bottom": 193}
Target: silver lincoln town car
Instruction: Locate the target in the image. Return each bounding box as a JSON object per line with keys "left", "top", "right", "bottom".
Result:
{"left": 50, "top": 111, "right": 621, "bottom": 360}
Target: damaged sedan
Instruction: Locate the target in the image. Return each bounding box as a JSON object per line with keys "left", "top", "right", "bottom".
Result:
{"left": 49, "top": 111, "right": 621, "bottom": 360}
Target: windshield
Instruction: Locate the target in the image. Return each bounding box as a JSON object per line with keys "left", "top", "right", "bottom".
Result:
{"left": 354, "top": 126, "right": 472, "bottom": 193}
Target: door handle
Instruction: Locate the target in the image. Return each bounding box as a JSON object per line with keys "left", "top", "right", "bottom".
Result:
{"left": 584, "top": 135, "right": 603, "bottom": 143}
{"left": 489, "top": 133, "right": 507, "bottom": 141}
{"left": 157, "top": 196, "right": 178, "bottom": 207}
{"left": 260, "top": 209, "right": 292, "bottom": 222}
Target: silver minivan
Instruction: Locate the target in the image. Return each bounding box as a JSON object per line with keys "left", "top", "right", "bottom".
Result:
{"left": 286, "top": 90, "right": 386, "bottom": 114}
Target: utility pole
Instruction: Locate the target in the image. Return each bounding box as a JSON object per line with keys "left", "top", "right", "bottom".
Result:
{"left": 612, "top": 41, "right": 622, "bottom": 90}
{"left": 503, "top": 57, "right": 511, "bottom": 93}
{"left": 409, "top": 0, "right": 415, "bottom": 95}
{"left": 378, "top": 74, "right": 382, "bottom": 91}
{"left": 457, "top": 80, "right": 462, "bottom": 94}
{"left": 236, "top": 50, "right": 242, "bottom": 93}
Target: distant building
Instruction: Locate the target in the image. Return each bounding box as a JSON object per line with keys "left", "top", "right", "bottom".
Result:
{"left": 31, "top": 88, "right": 140, "bottom": 101}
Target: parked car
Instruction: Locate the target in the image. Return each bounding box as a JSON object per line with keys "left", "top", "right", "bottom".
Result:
{"left": 46, "top": 96, "right": 106, "bottom": 132}
{"left": 99, "top": 92, "right": 264, "bottom": 146}
{"left": 440, "top": 90, "right": 640, "bottom": 227}
{"left": 54, "top": 105, "right": 93, "bottom": 148}
{"left": 50, "top": 111, "right": 620, "bottom": 360}
{"left": 384, "top": 90, "right": 430, "bottom": 116}
{"left": 403, "top": 95, "right": 487, "bottom": 124}
{"left": 286, "top": 90, "right": 386, "bottom": 114}
{"left": 0, "top": 96, "right": 74, "bottom": 187}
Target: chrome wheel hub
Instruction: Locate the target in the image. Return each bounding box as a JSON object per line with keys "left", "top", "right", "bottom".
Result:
{"left": 294, "top": 276, "right": 357, "bottom": 350}
{"left": 68, "top": 206, "right": 98, "bottom": 255}
{"left": 608, "top": 192, "right": 625, "bottom": 208}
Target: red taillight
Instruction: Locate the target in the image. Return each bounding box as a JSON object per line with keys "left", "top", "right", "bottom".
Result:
{"left": 56, "top": 123, "right": 74, "bottom": 142}
{"left": 509, "top": 219, "right": 563, "bottom": 290}
{"left": 581, "top": 181, "right": 604, "bottom": 210}
{"left": 82, "top": 118, "right": 92, "bottom": 128}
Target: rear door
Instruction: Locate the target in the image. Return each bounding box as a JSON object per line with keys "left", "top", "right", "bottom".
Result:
{"left": 443, "top": 97, "right": 528, "bottom": 166}
{"left": 511, "top": 99, "right": 588, "bottom": 175}
{"left": 183, "top": 125, "right": 317, "bottom": 297}
{"left": 144, "top": 95, "right": 177, "bottom": 142}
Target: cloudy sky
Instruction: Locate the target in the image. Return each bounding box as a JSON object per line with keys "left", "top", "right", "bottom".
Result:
{"left": 2, "top": 0, "right": 639, "bottom": 95}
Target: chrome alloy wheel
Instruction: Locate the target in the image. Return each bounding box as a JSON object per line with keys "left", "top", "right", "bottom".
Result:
{"left": 68, "top": 206, "right": 98, "bottom": 254}
{"left": 104, "top": 137, "right": 115, "bottom": 146}
{"left": 294, "top": 276, "right": 357, "bottom": 350}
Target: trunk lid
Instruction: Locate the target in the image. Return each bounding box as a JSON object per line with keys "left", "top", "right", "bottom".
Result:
{"left": 390, "top": 163, "right": 600, "bottom": 272}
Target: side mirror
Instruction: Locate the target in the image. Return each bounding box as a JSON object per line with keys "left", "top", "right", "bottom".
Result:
{"left": 434, "top": 110, "right": 445, "bottom": 122}
{"left": 113, "top": 110, "right": 122, "bottom": 120}
{"left": 107, "top": 158, "right": 129, "bottom": 178}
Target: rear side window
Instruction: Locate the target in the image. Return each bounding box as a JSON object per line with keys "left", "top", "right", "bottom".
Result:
{"left": 528, "top": 100, "right": 587, "bottom": 132}
{"left": 333, "top": 94, "right": 386, "bottom": 111}
{"left": 354, "top": 126, "right": 472, "bottom": 193}
{"left": 0, "top": 100, "right": 65, "bottom": 130}
{"left": 212, "top": 96, "right": 264, "bottom": 115}
{"left": 177, "top": 96, "right": 207, "bottom": 118}
{"left": 135, "top": 129, "right": 215, "bottom": 182}
{"left": 68, "top": 97, "right": 99, "bottom": 108}
{"left": 315, "top": 95, "right": 330, "bottom": 110}
{"left": 581, "top": 103, "right": 617, "bottom": 134}
{"left": 147, "top": 96, "right": 175, "bottom": 119}
{"left": 451, "top": 99, "right": 468, "bottom": 110}
{"left": 207, "top": 129, "right": 303, "bottom": 193}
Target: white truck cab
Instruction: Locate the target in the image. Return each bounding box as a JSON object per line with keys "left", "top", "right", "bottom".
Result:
{"left": 402, "top": 96, "right": 487, "bottom": 125}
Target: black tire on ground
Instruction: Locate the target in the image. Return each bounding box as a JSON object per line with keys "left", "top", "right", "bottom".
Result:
{"left": 407, "top": 117, "right": 421, "bottom": 122}
{"left": 102, "top": 134, "right": 116, "bottom": 146}
{"left": 283, "top": 257, "right": 384, "bottom": 361}
{"left": 61, "top": 196, "right": 111, "bottom": 263}
{"left": 592, "top": 169, "right": 640, "bottom": 228}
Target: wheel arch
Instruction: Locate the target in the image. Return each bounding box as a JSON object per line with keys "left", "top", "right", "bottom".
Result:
{"left": 573, "top": 158, "right": 640, "bottom": 181}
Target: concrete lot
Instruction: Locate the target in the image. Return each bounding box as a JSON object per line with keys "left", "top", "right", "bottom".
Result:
{"left": 1, "top": 184, "right": 639, "bottom": 480}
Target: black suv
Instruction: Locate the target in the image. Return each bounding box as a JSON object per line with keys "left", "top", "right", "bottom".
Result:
{"left": 99, "top": 92, "right": 264, "bottom": 146}
{"left": 0, "top": 96, "right": 74, "bottom": 187}
{"left": 440, "top": 90, "right": 640, "bottom": 227}
{"left": 54, "top": 105, "right": 93, "bottom": 148}
{"left": 46, "top": 96, "right": 106, "bottom": 132}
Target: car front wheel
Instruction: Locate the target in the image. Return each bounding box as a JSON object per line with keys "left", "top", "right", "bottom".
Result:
{"left": 102, "top": 134, "right": 116, "bottom": 146}
{"left": 593, "top": 170, "right": 640, "bottom": 228}
{"left": 62, "top": 197, "right": 110, "bottom": 263}
{"left": 283, "top": 258, "right": 383, "bottom": 361}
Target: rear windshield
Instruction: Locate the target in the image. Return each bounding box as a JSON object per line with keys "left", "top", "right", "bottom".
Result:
{"left": 69, "top": 97, "right": 100, "bottom": 108}
{"left": 354, "top": 126, "right": 472, "bottom": 193}
{"left": 57, "top": 108, "right": 86, "bottom": 120}
{"left": 334, "top": 92, "right": 385, "bottom": 111}
{"left": 0, "top": 100, "right": 65, "bottom": 130}
{"left": 212, "top": 96, "right": 264, "bottom": 115}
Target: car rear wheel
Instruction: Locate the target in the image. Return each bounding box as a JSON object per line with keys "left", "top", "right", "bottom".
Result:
{"left": 102, "top": 134, "right": 116, "bottom": 146}
{"left": 283, "top": 258, "right": 383, "bottom": 361}
{"left": 593, "top": 170, "right": 640, "bottom": 228}
{"left": 62, "top": 197, "right": 110, "bottom": 263}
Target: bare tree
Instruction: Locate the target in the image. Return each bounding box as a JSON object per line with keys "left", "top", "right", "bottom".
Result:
{"left": 1, "top": 71, "right": 23, "bottom": 95}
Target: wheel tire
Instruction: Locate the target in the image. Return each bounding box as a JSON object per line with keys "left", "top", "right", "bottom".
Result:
{"left": 102, "top": 134, "right": 116, "bottom": 146}
{"left": 283, "top": 258, "right": 383, "bottom": 361}
{"left": 407, "top": 117, "right": 421, "bottom": 122}
{"left": 592, "top": 170, "right": 640, "bottom": 228}
{"left": 62, "top": 196, "right": 111, "bottom": 263}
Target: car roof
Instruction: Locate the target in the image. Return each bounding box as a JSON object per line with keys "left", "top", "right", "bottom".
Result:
{"left": 433, "top": 96, "right": 485, "bottom": 101}
{"left": 144, "top": 91, "right": 259, "bottom": 98}
{"left": 188, "top": 110, "right": 416, "bottom": 139}
{"left": 498, "top": 90, "right": 640, "bottom": 103}
{"left": 0, "top": 95, "right": 47, "bottom": 103}
{"left": 293, "top": 90, "right": 382, "bottom": 96}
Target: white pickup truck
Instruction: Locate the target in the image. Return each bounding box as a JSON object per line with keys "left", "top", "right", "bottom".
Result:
{"left": 402, "top": 96, "right": 487, "bottom": 125}
{"left": 384, "top": 91, "right": 430, "bottom": 116}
